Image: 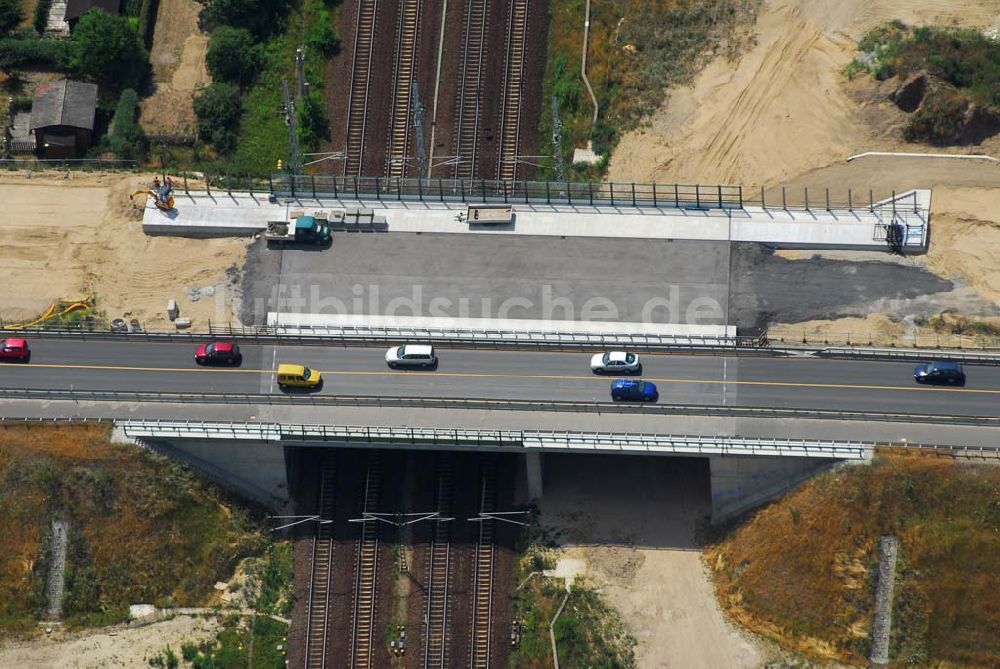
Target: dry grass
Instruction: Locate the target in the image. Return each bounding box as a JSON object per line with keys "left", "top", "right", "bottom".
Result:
{"left": 0, "top": 424, "right": 265, "bottom": 635}
{"left": 706, "top": 453, "right": 1000, "bottom": 666}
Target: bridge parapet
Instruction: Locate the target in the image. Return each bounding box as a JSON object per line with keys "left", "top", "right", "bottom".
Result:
{"left": 117, "top": 420, "right": 872, "bottom": 460}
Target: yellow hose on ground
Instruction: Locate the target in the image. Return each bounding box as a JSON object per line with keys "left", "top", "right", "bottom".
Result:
{"left": 2, "top": 294, "right": 95, "bottom": 329}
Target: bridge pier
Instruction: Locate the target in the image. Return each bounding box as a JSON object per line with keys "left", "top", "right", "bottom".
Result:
{"left": 708, "top": 455, "right": 842, "bottom": 523}
{"left": 522, "top": 452, "right": 544, "bottom": 501}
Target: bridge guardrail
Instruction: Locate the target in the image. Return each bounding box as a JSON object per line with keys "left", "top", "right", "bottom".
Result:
{"left": 2, "top": 388, "right": 1000, "bottom": 427}
{"left": 117, "top": 419, "right": 871, "bottom": 459}
{"left": 817, "top": 346, "right": 1000, "bottom": 365}
{"left": 5, "top": 324, "right": 768, "bottom": 352}
{"left": 0, "top": 416, "right": 992, "bottom": 459}
{"left": 17, "top": 326, "right": 1000, "bottom": 362}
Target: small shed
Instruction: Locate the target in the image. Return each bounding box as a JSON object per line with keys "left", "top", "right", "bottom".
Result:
{"left": 29, "top": 80, "right": 99, "bottom": 159}
{"left": 64, "top": 0, "right": 121, "bottom": 29}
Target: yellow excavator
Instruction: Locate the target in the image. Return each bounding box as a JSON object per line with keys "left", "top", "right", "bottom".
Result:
{"left": 130, "top": 177, "right": 176, "bottom": 211}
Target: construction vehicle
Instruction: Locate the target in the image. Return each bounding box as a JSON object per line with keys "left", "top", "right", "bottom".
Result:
{"left": 265, "top": 215, "right": 332, "bottom": 247}
{"left": 130, "top": 177, "right": 176, "bottom": 211}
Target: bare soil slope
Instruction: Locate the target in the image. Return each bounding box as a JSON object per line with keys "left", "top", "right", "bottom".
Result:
{"left": 0, "top": 173, "right": 247, "bottom": 327}
{"left": 0, "top": 616, "right": 220, "bottom": 668}
{"left": 139, "top": 0, "right": 210, "bottom": 135}
{"left": 608, "top": 0, "right": 1000, "bottom": 188}
{"left": 708, "top": 452, "right": 1000, "bottom": 666}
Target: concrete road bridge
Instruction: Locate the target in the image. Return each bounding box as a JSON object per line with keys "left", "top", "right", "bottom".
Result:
{"left": 3, "top": 334, "right": 1000, "bottom": 519}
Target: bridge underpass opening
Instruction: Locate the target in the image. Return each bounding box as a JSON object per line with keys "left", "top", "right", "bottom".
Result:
{"left": 133, "top": 434, "right": 841, "bottom": 666}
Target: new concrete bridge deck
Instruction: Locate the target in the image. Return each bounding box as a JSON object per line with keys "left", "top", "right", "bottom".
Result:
{"left": 142, "top": 189, "right": 930, "bottom": 251}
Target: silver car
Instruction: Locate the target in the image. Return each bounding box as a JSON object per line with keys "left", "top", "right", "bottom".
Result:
{"left": 590, "top": 351, "right": 641, "bottom": 374}
{"left": 385, "top": 344, "right": 438, "bottom": 369}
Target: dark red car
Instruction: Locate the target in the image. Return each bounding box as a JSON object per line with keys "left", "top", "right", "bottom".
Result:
{"left": 194, "top": 341, "right": 242, "bottom": 366}
{"left": 0, "top": 338, "right": 30, "bottom": 362}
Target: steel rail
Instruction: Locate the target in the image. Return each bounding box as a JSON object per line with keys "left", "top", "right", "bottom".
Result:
{"left": 344, "top": 0, "right": 378, "bottom": 176}
{"left": 495, "top": 0, "right": 527, "bottom": 182}
{"left": 386, "top": 0, "right": 421, "bottom": 179}
{"left": 452, "top": 0, "right": 488, "bottom": 179}
{"left": 304, "top": 461, "right": 337, "bottom": 669}
{"left": 469, "top": 461, "right": 496, "bottom": 668}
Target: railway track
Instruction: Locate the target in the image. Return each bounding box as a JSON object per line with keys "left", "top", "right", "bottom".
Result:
{"left": 422, "top": 458, "right": 454, "bottom": 668}
{"left": 386, "top": 0, "right": 421, "bottom": 178}
{"left": 469, "top": 461, "right": 496, "bottom": 669}
{"left": 304, "top": 461, "right": 337, "bottom": 669}
{"left": 496, "top": 0, "right": 528, "bottom": 182}
{"left": 349, "top": 454, "right": 382, "bottom": 669}
{"left": 344, "top": 0, "right": 379, "bottom": 176}
{"left": 452, "top": 0, "right": 488, "bottom": 179}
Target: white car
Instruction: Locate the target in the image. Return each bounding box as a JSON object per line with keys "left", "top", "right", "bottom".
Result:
{"left": 385, "top": 344, "right": 438, "bottom": 369}
{"left": 590, "top": 351, "right": 641, "bottom": 374}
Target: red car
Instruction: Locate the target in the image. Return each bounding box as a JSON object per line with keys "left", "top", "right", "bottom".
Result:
{"left": 194, "top": 341, "right": 242, "bottom": 366}
{"left": 0, "top": 338, "right": 30, "bottom": 362}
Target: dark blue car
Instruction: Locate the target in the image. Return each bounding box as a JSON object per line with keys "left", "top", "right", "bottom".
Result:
{"left": 913, "top": 360, "right": 965, "bottom": 385}
{"left": 610, "top": 378, "right": 658, "bottom": 402}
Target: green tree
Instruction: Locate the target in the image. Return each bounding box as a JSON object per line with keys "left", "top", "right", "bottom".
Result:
{"left": 202, "top": 0, "right": 292, "bottom": 38}
{"left": 109, "top": 88, "right": 146, "bottom": 160}
{"left": 205, "top": 26, "right": 258, "bottom": 87}
{"left": 72, "top": 10, "right": 149, "bottom": 89}
{"left": 193, "top": 82, "right": 242, "bottom": 153}
{"left": 0, "top": 0, "right": 23, "bottom": 37}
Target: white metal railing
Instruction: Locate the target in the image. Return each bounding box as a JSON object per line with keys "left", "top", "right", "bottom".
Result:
{"left": 819, "top": 346, "right": 1000, "bottom": 365}
{"left": 263, "top": 323, "right": 742, "bottom": 348}
{"left": 117, "top": 420, "right": 872, "bottom": 460}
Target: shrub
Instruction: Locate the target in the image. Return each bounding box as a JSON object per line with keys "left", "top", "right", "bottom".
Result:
{"left": 33, "top": 0, "right": 53, "bottom": 35}
{"left": 550, "top": 54, "right": 581, "bottom": 114}
{"left": 109, "top": 89, "right": 146, "bottom": 160}
{"left": 202, "top": 0, "right": 293, "bottom": 38}
{"left": 206, "top": 26, "right": 258, "bottom": 87}
{"left": 0, "top": 36, "right": 76, "bottom": 72}
{"left": 296, "top": 89, "right": 329, "bottom": 150}
{"left": 72, "top": 10, "right": 150, "bottom": 90}
{"left": 306, "top": 7, "right": 339, "bottom": 55}
{"left": 193, "top": 82, "right": 242, "bottom": 153}
{"left": 164, "top": 646, "right": 178, "bottom": 669}
{"left": 903, "top": 88, "right": 968, "bottom": 144}
{"left": 181, "top": 642, "right": 198, "bottom": 662}
{"left": 896, "top": 26, "right": 1000, "bottom": 107}
{"left": 0, "top": 0, "right": 23, "bottom": 37}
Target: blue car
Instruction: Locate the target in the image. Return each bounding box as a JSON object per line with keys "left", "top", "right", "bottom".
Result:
{"left": 610, "top": 378, "right": 658, "bottom": 402}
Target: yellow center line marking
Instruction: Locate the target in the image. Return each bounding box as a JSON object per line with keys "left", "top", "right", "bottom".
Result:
{"left": 3, "top": 362, "right": 998, "bottom": 395}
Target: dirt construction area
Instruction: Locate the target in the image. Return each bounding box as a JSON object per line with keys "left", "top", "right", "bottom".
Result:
{"left": 0, "top": 615, "right": 220, "bottom": 668}
{"left": 0, "top": 172, "right": 247, "bottom": 328}
{"left": 609, "top": 0, "right": 1000, "bottom": 342}
{"left": 538, "top": 454, "right": 763, "bottom": 669}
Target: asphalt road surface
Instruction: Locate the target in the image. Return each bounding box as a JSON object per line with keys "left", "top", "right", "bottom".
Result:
{"left": 1, "top": 339, "right": 998, "bottom": 417}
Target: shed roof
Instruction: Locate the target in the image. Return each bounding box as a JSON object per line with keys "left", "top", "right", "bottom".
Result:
{"left": 64, "top": 0, "right": 121, "bottom": 21}
{"left": 29, "top": 80, "right": 99, "bottom": 131}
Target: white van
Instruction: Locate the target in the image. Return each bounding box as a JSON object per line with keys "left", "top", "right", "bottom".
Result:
{"left": 385, "top": 345, "right": 438, "bottom": 369}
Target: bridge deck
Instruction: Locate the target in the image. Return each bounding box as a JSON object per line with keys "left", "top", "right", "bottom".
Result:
{"left": 142, "top": 190, "right": 929, "bottom": 252}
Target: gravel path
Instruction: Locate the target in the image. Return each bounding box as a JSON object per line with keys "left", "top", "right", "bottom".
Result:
{"left": 45, "top": 519, "right": 68, "bottom": 621}
{"left": 869, "top": 535, "right": 899, "bottom": 665}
